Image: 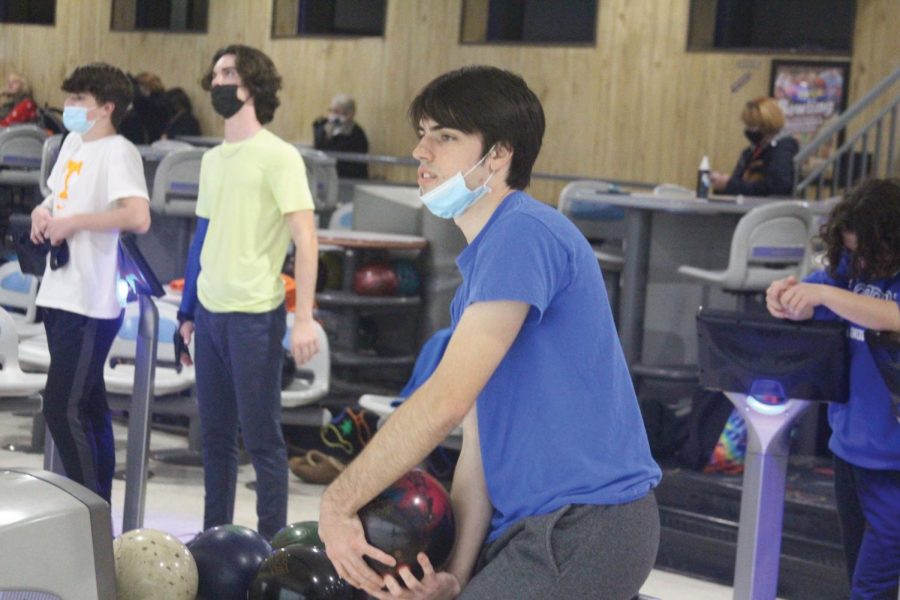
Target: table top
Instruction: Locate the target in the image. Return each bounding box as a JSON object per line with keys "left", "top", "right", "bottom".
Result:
{"left": 567, "top": 189, "right": 836, "bottom": 216}
{"left": 317, "top": 229, "right": 428, "bottom": 250}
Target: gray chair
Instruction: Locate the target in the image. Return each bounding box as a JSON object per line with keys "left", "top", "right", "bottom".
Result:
{"left": 150, "top": 148, "right": 205, "bottom": 217}
{"left": 0, "top": 125, "right": 47, "bottom": 194}
{"left": 557, "top": 181, "right": 626, "bottom": 324}
{"left": 38, "top": 133, "right": 64, "bottom": 197}
{"left": 296, "top": 146, "right": 339, "bottom": 226}
{"left": 652, "top": 183, "right": 695, "bottom": 198}
{"left": 677, "top": 200, "right": 814, "bottom": 311}
{"left": 634, "top": 201, "right": 813, "bottom": 388}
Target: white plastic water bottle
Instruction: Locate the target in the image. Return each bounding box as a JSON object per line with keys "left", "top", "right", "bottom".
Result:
{"left": 696, "top": 155, "right": 711, "bottom": 199}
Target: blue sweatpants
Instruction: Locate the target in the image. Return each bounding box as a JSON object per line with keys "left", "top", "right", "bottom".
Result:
{"left": 834, "top": 455, "right": 900, "bottom": 599}
{"left": 42, "top": 307, "right": 123, "bottom": 503}
{"left": 195, "top": 303, "right": 288, "bottom": 540}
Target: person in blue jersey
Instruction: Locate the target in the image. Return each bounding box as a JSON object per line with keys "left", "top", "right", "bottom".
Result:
{"left": 767, "top": 178, "right": 900, "bottom": 600}
{"left": 318, "top": 65, "right": 661, "bottom": 600}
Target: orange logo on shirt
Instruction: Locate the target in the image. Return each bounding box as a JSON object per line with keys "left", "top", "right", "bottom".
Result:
{"left": 59, "top": 159, "right": 83, "bottom": 201}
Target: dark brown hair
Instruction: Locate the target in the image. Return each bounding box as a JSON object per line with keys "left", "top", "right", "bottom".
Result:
{"left": 61, "top": 63, "right": 133, "bottom": 128}
{"left": 823, "top": 178, "right": 900, "bottom": 281}
{"left": 201, "top": 44, "right": 281, "bottom": 125}
{"left": 408, "top": 65, "right": 545, "bottom": 190}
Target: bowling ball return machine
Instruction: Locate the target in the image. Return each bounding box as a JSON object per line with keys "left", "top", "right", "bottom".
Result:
{"left": 696, "top": 308, "right": 849, "bottom": 600}
{"left": 0, "top": 234, "right": 164, "bottom": 599}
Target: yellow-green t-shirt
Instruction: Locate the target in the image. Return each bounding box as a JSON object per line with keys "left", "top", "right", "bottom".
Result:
{"left": 196, "top": 128, "right": 314, "bottom": 313}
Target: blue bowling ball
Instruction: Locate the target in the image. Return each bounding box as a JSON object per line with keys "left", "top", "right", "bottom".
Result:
{"left": 392, "top": 259, "right": 421, "bottom": 296}
{"left": 188, "top": 524, "right": 272, "bottom": 600}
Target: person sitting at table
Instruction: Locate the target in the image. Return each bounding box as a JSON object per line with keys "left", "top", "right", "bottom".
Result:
{"left": 120, "top": 72, "right": 170, "bottom": 145}
{"left": 710, "top": 97, "right": 799, "bottom": 197}
{"left": 161, "top": 87, "right": 201, "bottom": 140}
{"left": 0, "top": 71, "right": 38, "bottom": 128}
{"left": 312, "top": 93, "right": 369, "bottom": 179}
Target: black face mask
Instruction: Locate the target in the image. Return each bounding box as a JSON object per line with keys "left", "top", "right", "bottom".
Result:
{"left": 210, "top": 85, "right": 244, "bottom": 119}
{"left": 744, "top": 128, "right": 764, "bottom": 145}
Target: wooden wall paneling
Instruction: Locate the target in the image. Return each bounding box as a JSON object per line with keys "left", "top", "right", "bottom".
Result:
{"left": 2, "top": 0, "right": 899, "bottom": 195}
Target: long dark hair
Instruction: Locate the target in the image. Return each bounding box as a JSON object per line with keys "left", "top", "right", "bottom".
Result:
{"left": 823, "top": 178, "right": 900, "bottom": 281}
{"left": 202, "top": 44, "right": 281, "bottom": 125}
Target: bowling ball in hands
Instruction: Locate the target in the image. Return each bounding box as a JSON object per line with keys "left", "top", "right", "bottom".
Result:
{"left": 358, "top": 469, "right": 456, "bottom": 580}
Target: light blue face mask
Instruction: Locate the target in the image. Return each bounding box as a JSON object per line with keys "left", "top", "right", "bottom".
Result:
{"left": 62, "top": 106, "right": 96, "bottom": 135}
{"left": 418, "top": 149, "right": 495, "bottom": 219}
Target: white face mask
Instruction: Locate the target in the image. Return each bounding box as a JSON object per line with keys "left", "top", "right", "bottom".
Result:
{"left": 418, "top": 148, "right": 495, "bottom": 219}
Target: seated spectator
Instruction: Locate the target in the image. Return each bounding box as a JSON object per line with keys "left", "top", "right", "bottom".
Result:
{"left": 0, "top": 71, "right": 38, "bottom": 127}
{"left": 312, "top": 93, "right": 369, "bottom": 179}
{"left": 161, "top": 87, "right": 201, "bottom": 139}
{"left": 120, "top": 71, "right": 169, "bottom": 144}
{"left": 710, "top": 97, "right": 799, "bottom": 197}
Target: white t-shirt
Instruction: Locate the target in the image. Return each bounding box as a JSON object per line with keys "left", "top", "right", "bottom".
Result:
{"left": 36, "top": 133, "right": 149, "bottom": 319}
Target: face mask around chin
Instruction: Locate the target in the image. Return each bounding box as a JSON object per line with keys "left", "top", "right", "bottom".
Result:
{"left": 417, "top": 149, "right": 495, "bottom": 219}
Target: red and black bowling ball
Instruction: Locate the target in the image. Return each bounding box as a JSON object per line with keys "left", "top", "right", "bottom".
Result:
{"left": 358, "top": 469, "right": 456, "bottom": 580}
{"left": 353, "top": 263, "right": 399, "bottom": 296}
{"left": 249, "top": 544, "right": 353, "bottom": 600}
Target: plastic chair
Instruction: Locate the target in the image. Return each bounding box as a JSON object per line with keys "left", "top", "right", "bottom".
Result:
{"left": 358, "top": 328, "right": 461, "bottom": 448}
{"left": 0, "top": 261, "right": 43, "bottom": 339}
{"left": 38, "top": 133, "right": 64, "bottom": 197}
{"left": 149, "top": 139, "right": 195, "bottom": 153}
{"left": 150, "top": 148, "right": 205, "bottom": 217}
{"left": 296, "top": 146, "right": 339, "bottom": 214}
{"left": 0, "top": 306, "right": 47, "bottom": 397}
{"left": 677, "top": 201, "right": 814, "bottom": 308}
{"left": 557, "top": 181, "right": 626, "bottom": 324}
{"left": 104, "top": 300, "right": 195, "bottom": 396}
{"left": 0, "top": 124, "right": 47, "bottom": 187}
{"left": 328, "top": 202, "right": 354, "bottom": 230}
{"left": 281, "top": 315, "right": 330, "bottom": 408}
{"left": 652, "top": 183, "right": 695, "bottom": 198}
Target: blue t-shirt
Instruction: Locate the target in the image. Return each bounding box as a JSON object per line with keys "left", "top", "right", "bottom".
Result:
{"left": 804, "top": 258, "right": 900, "bottom": 470}
{"left": 451, "top": 191, "right": 661, "bottom": 542}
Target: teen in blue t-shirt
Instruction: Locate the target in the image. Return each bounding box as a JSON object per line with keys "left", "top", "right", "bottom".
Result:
{"left": 317, "top": 66, "right": 661, "bottom": 600}
{"left": 767, "top": 178, "right": 900, "bottom": 599}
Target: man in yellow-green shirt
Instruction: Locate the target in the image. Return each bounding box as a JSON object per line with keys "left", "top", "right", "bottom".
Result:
{"left": 177, "top": 44, "right": 319, "bottom": 540}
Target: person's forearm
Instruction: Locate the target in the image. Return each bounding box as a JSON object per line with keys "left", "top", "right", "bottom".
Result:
{"left": 324, "top": 378, "right": 468, "bottom": 516}
{"left": 445, "top": 408, "right": 492, "bottom": 588}
{"left": 67, "top": 200, "right": 150, "bottom": 234}
{"left": 293, "top": 221, "right": 318, "bottom": 321}
{"left": 823, "top": 287, "right": 900, "bottom": 332}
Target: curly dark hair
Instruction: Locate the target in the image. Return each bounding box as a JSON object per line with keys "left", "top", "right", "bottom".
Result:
{"left": 61, "top": 63, "right": 133, "bottom": 128}
{"left": 822, "top": 178, "right": 900, "bottom": 281}
{"left": 201, "top": 44, "right": 281, "bottom": 124}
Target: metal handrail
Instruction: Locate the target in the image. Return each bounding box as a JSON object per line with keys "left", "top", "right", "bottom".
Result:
{"left": 794, "top": 64, "right": 900, "bottom": 166}
{"left": 795, "top": 97, "right": 900, "bottom": 191}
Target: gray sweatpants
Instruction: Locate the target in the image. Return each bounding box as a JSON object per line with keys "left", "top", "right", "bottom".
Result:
{"left": 459, "top": 492, "right": 659, "bottom": 600}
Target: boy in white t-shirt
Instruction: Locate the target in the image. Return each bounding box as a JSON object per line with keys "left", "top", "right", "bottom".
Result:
{"left": 30, "top": 63, "right": 151, "bottom": 502}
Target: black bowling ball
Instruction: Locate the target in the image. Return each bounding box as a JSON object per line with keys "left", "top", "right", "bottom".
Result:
{"left": 249, "top": 544, "right": 353, "bottom": 600}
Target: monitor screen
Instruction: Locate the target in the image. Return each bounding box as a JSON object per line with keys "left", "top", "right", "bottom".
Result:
{"left": 697, "top": 308, "right": 848, "bottom": 403}
{"left": 117, "top": 234, "right": 164, "bottom": 301}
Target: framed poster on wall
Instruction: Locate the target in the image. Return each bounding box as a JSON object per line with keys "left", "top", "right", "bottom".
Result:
{"left": 770, "top": 60, "right": 850, "bottom": 164}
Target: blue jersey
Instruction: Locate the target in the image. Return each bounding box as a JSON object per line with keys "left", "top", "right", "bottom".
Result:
{"left": 451, "top": 191, "right": 661, "bottom": 541}
{"left": 805, "top": 259, "right": 900, "bottom": 470}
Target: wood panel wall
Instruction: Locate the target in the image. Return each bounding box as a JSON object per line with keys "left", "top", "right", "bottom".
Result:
{"left": 2, "top": 0, "right": 897, "bottom": 202}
